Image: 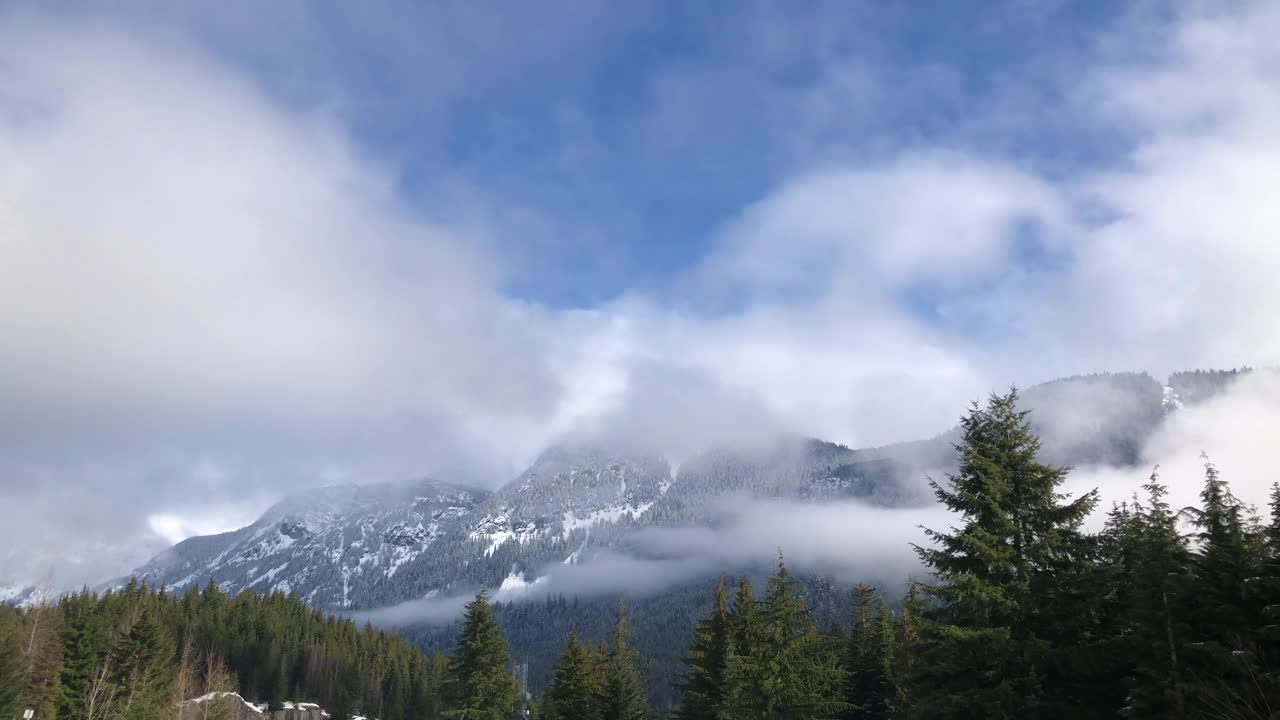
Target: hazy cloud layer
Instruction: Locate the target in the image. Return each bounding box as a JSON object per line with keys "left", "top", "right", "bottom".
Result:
{"left": 5, "top": 2, "right": 1280, "bottom": 586}
{"left": 363, "top": 372, "right": 1280, "bottom": 626}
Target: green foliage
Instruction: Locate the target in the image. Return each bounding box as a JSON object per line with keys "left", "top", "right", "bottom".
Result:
{"left": 0, "top": 608, "right": 24, "bottom": 720}
{"left": 445, "top": 590, "right": 520, "bottom": 720}
{"left": 719, "top": 558, "right": 846, "bottom": 720}
{"left": 4, "top": 581, "right": 451, "bottom": 720}
{"left": 673, "top": 576, "right": 731, "bottom": 720}
{"left": 843, "top": 585, "right": 894, "bottom": 720}
{"left": 542, "top": 630, "right": 601, "bottom": 720}
{"left": 909, "top": 389, "right": 1098, "bottom": 719}
{"left": 598, "top": 604, "right": 650, "bottom": 720}
{"left": 657, "top": 389, "right": 1280, "bottom": 719}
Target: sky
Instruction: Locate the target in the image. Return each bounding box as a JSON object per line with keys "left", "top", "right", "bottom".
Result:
{"left": 4, "top": 0, "right": 1280, "bottom": 588}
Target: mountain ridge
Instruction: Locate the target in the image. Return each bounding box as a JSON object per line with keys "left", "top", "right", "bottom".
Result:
{"left": 110, "top": 369, "right": 1232, "bottom": 613}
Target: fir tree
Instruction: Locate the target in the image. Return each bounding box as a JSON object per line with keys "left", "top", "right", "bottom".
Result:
{"left": 110, "top": 608, "right": 177, "bottom": 720}
{"left": 1189, "top": 455, "right": 1260, "bottom": 644}
{"left": 598, "top": 603, "right": 650, "bottom": 720}
{"left": 674, "top": 576, "right": 731, "bottom": 720}
{"left": 0, "top": 611, "right": 23, "bottom": 720}
{"left": 895, "top": 580, "right": 925, "bottom": 712}
{"left": 720, "top": 557, "right": 846, "bottom": 720}
{"left": 57, "top": 592, "right": 112, "bottom": 720}
{"left": 543, "top": 630, "right": 601, "bottom": 720}
{"left": 445, "top": 590, "right": 520, "bottom": 720}
{"left": 1184, "top": 456, "right": 1270, "bottom": 715}
{"left": 20, "top": 601, "right": 64, "bottom": 720}
{"left": 727, "top": 578, "right": 761, "bottom": 659}
{"left": 1258, "top": 483, "right": 1280, "bottom": 672}
{"left": 910, "top": 389, "right": 1098, "bottom": 719}
{"left": 843, "top": 585, "right": 892, "bottom": 720}
{"left": 1118, "top": 471, "right": 1192, "bottom": 718}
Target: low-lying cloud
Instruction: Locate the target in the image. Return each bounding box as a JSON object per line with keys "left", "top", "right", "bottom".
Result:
{"left": 362, "top": 371, "right": 1280, "bottom": 626}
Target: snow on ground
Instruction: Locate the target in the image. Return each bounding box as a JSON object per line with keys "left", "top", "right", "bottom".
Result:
{"left": 0, "top": 583, "right": 27, "bottom": 604}
{"left": 494, "top": 569, "right": 547, "bottom": 601}
{"left": 249, "top": 562, "right": 290, "bottom": 588}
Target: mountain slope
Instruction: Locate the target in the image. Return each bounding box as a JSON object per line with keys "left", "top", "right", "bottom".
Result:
{"left": 124, "top": 371, "right": 1193, "bottom": 614}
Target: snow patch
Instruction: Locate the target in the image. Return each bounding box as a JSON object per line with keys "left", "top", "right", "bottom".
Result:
{"left": 495, "top": 570, "right": 547, "bottom": 600}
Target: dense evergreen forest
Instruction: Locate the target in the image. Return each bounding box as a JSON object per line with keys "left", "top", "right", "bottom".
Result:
{"left": 655, "top": 389, "right": 1280, "bottom": 719}
{"left": 0, "top": 581, "right": 451, "bottom": 720}
{"left": 7, "top": 387, "right": 1280, "bottom": 719}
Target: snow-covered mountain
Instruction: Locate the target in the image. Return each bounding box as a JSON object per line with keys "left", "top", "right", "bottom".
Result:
{"left": 124, "top": 436, "right": 918, "bottom": 609}
{"left": 121, "top": 370, "right": 1248, "bottom": 612}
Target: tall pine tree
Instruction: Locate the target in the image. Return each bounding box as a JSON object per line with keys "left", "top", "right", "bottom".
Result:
{"left": 675, "top": 576, "right": 731, "bottom": 720}
{"left": 1119, "top": 471, "right": 1193, "bottom": 719}
{"left": 0, "top": 610, "right": 23, "bottom": 720}
{"left": 445, "top": 591, "right": 520, "bottom": 720}
{"left": 542, "top": 629, "right": 601, "bottom": 720}
{"left": 597, "top": 603, "right": 650, "bottom": 720}
{"left": 843, "top": 584, "right": 893, "bottom": 720}
{"left": 910, "top": 389, "right": 1098, "bottom": 719}
{"left": 720, "top": 558, "right": 845, "bottom": 720}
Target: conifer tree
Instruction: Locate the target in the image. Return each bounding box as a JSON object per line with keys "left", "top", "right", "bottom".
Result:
{"left": 58, "top": 592, "right": 113, "bottom": 720}
{"left": 542, "top": 630, "right": 601, "bottom": 720}
{"left": 1258, "top": 483, "right": 1280, "bottom": 669}
{"left": 1117, "top": 471, "right": 1192, "bottom": 718}
{"left": 20, "top": 601, "right": 64, "bottom": 719}
{"left": 895, "top": 580, "right": 925, "bottom": 712}
{"left": 720, "top": 558, "right": 845, "bottom": 720}
{"left": 875, "top": 604, "right": 896, "bottom": 715}
{"left": 598, "top": 603, "right": 650, "bottom": 720}
{"left": 1189, "top": 456, "right": 1260, "bottom": 643}
{"left": 843, "top": 585, "right": 891, "bottom": 720}
{"left": 110, "top": 608, "right": 177, "bottom": 720}
{"left": 675, "top": 576, "right": 731, "bottom": 720}
{"left": 445, "top": 590, "right": 520, "bottom": 720}
{"left": 0, "top": 611, "right": 23, "bottom": 720}
{"left": 1184, "top": 456, "right": 1270, "bottom": 715}
{"left": 910, "top": 389, "right": 1098, "bottom": 719}
{"left": 727, "top": 578, "right": 761, "bottom": 659}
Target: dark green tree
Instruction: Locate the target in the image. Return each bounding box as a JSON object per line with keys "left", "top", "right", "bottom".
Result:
{"left": 57, "top": 592, "right": 113, "bottom": 720}
{"left": 598, "top": 603, "right": 650, "bottom": 720}
{"left": 542, "top": 630, "right": 601, "bottom": 720}
{"left": 109, "top": 607, "right": 177, "bottom": 720}
{"left": 843, "top": 585, "right": 892, "bottom": 720}
{"left": 0, "top": 610, "right": 23, "bottom": 720}
{"left": 727, "top": 578, "right": 762, "bottom": 659}
{"left": 1119, "top": 471, "right": 1193, "bottom": 719}
{"left": 910, "top": 389, "right": 1098, "bottom": 719}
{"left": 674, "top": 576, "right": 731, "bottom": 720}
{"left": 1183, "top": 456, "right": 1270, "bottom": 715}
{"left": 445, "top": 590, "right": 520, "bottom": 720}
{"left": 720, "top": 558, "right": 845, "bottom": 720}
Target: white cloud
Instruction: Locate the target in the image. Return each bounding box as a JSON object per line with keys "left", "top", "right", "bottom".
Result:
{"left": 8, "top": 1, "right": 1280, "bottom": 589}
{"left": 0, "top": 14, "right": 563, "bottom": 584}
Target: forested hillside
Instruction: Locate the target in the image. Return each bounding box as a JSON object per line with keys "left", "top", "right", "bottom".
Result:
{"left": 0, "top": 583, "right": 450, "bottom": 720}
{"left": 649, "top": 389, "right": 1280, "bottom": 719}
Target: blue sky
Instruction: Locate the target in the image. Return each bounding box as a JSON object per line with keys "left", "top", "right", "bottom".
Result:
{"left": 130, "top": 0, "right": 1131, "bottom": 307}
{"left": 5, "top": 0, "right": 1280, "bottom": 586}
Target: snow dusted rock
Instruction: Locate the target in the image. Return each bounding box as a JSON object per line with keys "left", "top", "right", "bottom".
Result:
{"left": 117, "top": 371, "right": 1181, "bottom": 613}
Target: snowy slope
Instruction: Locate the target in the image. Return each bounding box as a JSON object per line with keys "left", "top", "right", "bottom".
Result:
{"left": 118, "top": 371, "right": 1202, "bottom": 612}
